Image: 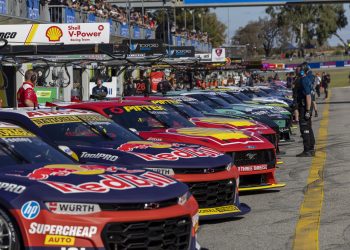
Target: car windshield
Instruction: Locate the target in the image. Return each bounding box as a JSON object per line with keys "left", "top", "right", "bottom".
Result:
{"left": 216, "top": 93, "right": 242, "bottom": 104}
{"left": 0, "top": 128, "right": 74, "bottom": 166}
{"left": 228, "top": 92, "right": 252, "bottom": 102}
{"left": 31, "top": 114, "right": 139, "bottom": 146}
{"left": 166, "top": 104, "right": 204, "bottom": 118}
{"left": 103, "top": 105, "right": 195, "bottom": 131}
{"left": 189, "top": 95, "right": 232, "bottom": 109}
{"left": 182, "top": 100, "right": 218, "bottom": 114}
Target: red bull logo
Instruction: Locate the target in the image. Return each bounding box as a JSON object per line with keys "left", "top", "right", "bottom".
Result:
{"left": 117, "top": 141, "right": 173, "bottom": 152}
{"left": 27, "top": 165, "right": 117, "bottom": 181}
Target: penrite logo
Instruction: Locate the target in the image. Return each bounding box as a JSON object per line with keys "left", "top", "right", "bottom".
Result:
{"left": 46, "top": 26, "right": 63, "bottom": 42}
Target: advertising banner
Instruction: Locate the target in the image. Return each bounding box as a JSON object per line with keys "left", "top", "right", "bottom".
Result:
{"left": 0, "top": 0, "right": 7, "bottom": 14}
{"left": 133, "top": 26, "right": 141, "bottom": 39}
{"left": 167, "top": 46, "right": 195, "bottom": 58}
{"left": 120, "top": 24, "right": 129, "bottom": 37}
{"left": 122, "top": 39, "right": 165, "bottom": 56}
{"left": 1, "top": 23, "right": 110, "bottom": 45}
{"left": 211, "top": 48, "right": 226, "bottom": 62}
{"left": 65, "top": 7, "right": 76, "bottom": 23}
{"left": 27, "top": 0, "right": 39, "bottom": 20}
{"left": 34, "top": 87, "right": 58, "bottom": 104}
{"left": 183, "top": 0, "right": 345, "bottom": 5}
{"left": 145, "top": 29, "right": 152, "bottom": 39}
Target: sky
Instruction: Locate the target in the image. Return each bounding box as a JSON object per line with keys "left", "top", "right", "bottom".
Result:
{"left": 214, "top": 4, "right": 350, "bottom": 46}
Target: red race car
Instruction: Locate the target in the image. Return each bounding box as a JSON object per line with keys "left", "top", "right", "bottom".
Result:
{"left": 56, "top": 101, "right": 285, "bottom": 192}
{"left": 126, "top": 96, "right": 279, "bottom": 149}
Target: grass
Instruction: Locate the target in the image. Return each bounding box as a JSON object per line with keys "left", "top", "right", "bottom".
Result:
{"left": 313, "top": 68, "right": 350, "bottom": 88}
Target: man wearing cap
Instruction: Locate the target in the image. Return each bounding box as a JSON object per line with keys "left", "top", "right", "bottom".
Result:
{"left": 296, "top": 62, "right": 315, "bottom": 157}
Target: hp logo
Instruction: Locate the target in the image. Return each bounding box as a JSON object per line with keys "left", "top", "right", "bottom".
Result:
{"left": 21, "top": 201, "right": 40, "bottom": 220}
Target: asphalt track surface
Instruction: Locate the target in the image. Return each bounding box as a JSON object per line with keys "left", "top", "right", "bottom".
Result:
{"left": 197, "top": 87, "right": 350, "bottom": 250}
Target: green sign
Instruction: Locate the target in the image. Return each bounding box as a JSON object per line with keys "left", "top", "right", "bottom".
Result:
{"left": 34, "top": 87, "right": 58, "bottom": 104}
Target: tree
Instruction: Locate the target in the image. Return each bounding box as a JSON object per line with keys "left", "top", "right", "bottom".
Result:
{"left": 232, "top": 17, "right": 281, "bottom": 57}
{"left": 155, "top": 8, "right": 226, "bottom": 47}
{"left": 266, "top": 4, "right": 348, "bottom": 49}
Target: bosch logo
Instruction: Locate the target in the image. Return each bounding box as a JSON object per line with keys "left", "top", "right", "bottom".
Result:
{"left": 144, "top": 202, "right": 160, "bottom": 210}
{"left": 0, "top": 32, "right": 17, "bottom": 39}
{"left": 21, "top": 201, "right": 40, "bottom": 220}
{"left": 246, "top": 153, "right": 257, "bottom": 160}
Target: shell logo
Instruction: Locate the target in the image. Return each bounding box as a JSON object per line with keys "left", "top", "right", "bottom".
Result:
{"left": 46, "top": 26, "right": 63, "bottom": 42}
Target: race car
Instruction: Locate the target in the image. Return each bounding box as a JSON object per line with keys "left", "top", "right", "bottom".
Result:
{"left": 1, "top": 108, "right": 250, "bottom": 220}
{"left": 181, "top": 92, "right": 292, "bottom": 141}
{"left": 125, "top": 96, "right": 279, "bottom": 149}
{"left": 212, "top": 88, "right": 292, "bottom": 110}
{"left": 58, "top": 101, "right": 286, "bottom": 192}
{"left": 0, "top": 121, "right": 200, "bottom": 250}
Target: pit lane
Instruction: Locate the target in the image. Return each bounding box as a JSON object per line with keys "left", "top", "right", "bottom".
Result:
{"left": 198, "top": 87, "right": 350, "bottom": 250}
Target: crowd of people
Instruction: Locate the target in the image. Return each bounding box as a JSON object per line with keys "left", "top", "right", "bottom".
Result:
{"left": 45, "top": 0, "right": 157, "bottom": 29}
{"left": 172, "top": 27, "right": 209, "bottom": 43}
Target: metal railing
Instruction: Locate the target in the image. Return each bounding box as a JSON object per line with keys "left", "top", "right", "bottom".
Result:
{"left": 172, "top": 35, "right": 212, "bottom": 53}
{"left": 0, "top": 1, "right": 155, "bottom": 40}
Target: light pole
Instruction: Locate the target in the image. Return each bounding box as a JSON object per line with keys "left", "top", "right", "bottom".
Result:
{"left": 127, "top": 0, "right": 131, "bottom": 44}
{"left": 198, "top": 13, "right": 203, "bottom": 32}
{"left": 183, "top": 8, "right": 187, "bottom": 30}
{"left": 191, "top": 9, "right": 195, "bottom": 32}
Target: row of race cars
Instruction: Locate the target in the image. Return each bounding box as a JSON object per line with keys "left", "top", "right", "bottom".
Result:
{"left": 0, "top": 84, "right": 294, "bottom": 249}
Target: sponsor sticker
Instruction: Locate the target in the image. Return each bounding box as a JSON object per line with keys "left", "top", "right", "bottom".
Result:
{"left": 27, "top": 165, "right": 118, "bottom": 181}
{"left": 199, "top": 205, "right": 241, "bottom": 216}
{"left": 127, "top": 146, "right": 223, "bottom": 161}
{"left": 117, "top": 141, "right": 172, "bottom": 152}
{"left": 175, "top": 128, "right": 250, "bottom": 140}
{"left": 80, "top": 152, "right": 119, "bottom": 162}
{"left": 21, "top": 201, "right": 40, "bottom": 220}
{"left": 238, "top": 164, "right": 268, "bottom": 172}
{"left": 150, "top": 100, "right": 181, "bottom": 105}
{"left": 0, "top": 128, "right": 35, "bottom": 138}
{"left": 46, "top": 202, "right": 101, "bottom": 215}
{"left": 41, "top": 172, "right": 176, "bottom": 193}
{"left": 29, "top": 222, "right": 97, "bottom": 238}
{"left": 146, "top": 168, "right": 175, "bottom": 176}
{"left": 123, "top": 105, "right": 165, "bottom": 112}
{"left": 197, "top": 118, "right": 255, "bottom": 127}
{"left": 0, "top": 182, "right": 26, "bottom": 194}
{"left": 44, "top": 235, "right": 75, "bottom": 246}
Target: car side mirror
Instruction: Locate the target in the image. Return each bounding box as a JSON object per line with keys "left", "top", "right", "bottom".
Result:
{"left": 58, "top": 145, "right": 79, "bottom": 161}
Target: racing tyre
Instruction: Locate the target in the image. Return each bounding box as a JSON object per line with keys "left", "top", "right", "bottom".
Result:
{"left": 0, "top": 208, "right": 21, "bottom": 250}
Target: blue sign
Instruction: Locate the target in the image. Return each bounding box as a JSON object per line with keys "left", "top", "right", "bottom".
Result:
{"left": 121, "top": 24, "right": 129, "bottom": 37}
{"left": 109, "top": 18, "right": 114, "bottom": 35}
{"left": 87, "top": 13, "right": 96, "bottom": 23}
{"left": 145, "top": 29, "right": 152, "bottom": 39}
{"left": 27, "top": 0, "right": 39, "bottom": 20}
{"left": 133, "top": 26, "right": 141, "bottom": 39}
{"left": 65, "top": 7, "right": 76, "bottom": 23}
{"left": 176, "top": 36, "right": 182, "bottom": 46}
{"left": 21, "top": 201, "right": 40, "bottom": 220}
{"left": 184, "top": 0, "right": 304, "bottom": 4}
{"left": 0, "top": 0, "right": 7, "bottom": 14}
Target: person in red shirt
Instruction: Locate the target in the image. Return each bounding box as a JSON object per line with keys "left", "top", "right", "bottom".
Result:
{"left": 17, "top": 69, "right": 38, "bottom": 107}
